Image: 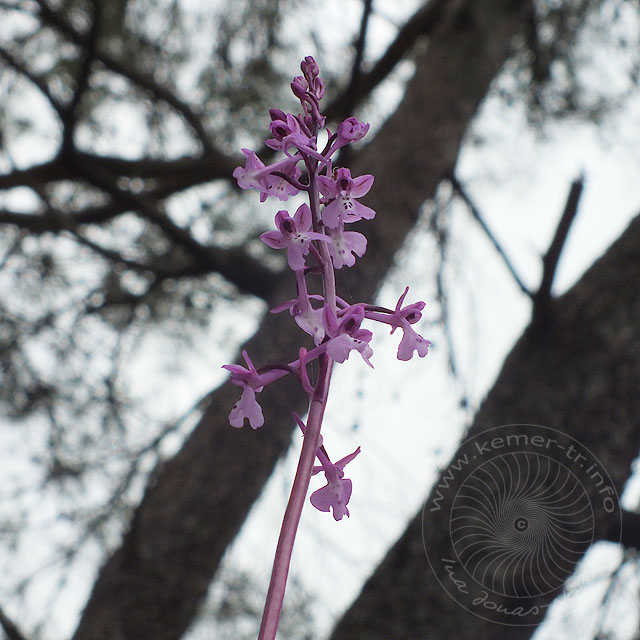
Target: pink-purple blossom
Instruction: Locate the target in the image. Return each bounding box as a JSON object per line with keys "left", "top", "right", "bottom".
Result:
{"left": 223, "top": 350, "right": 264, "bottom": 391}
{"left": 364, "top": 287, "right": 432, "bottom": 360}
{"left": 271, "top": 290, "right": 326, "bottom": 345}
{"left": 229, "top": 386, "right": 264, "bottom": 429}
{"left": 326, "top": 224, "right": 367, "bottom": 268}
{"left": 337, "top": 117, "right": 370, "bottom": 145}
{"left": 391, "top": 287, "right": 432, "bottom": 360}
{"left": 260, "top": 204, "right": 329, "bottom": 271}
{"left": 223, "top": 351, "right": 266, "bottom": 429}
{"left": 233, "top": 150, "right": 300, "bottom": 202}
{"left": 318, "top": 167, "right": 376, "bottom": 228}
{"left": 311, "top": 446, "right": 361, "bottom": 521}
{"left": 323, "top": 305, "right": 373, "bottom": 366}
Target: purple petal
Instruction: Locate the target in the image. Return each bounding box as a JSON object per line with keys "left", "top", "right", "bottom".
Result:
{"left": 350, "top": 174, "right": 374, "bottom": 197}
{"left": 294, "top": 306, "right": 325, "bottom": 345}
{"left": 310, "top": 478, "right": 353, "bottom": 521}
{"left": 293, "top": 203, "right": 313, "bottom": 231}
{"left": 321, "top": 201, "right": 341, "bottom": 228}
{"left": 328, "top": 229, "right": 367, "bottom": 268}
{"left": 343, "top": 201, "right": 376, "bottom": 223}
{"left": 325, "top": 334, "right": 354, "bottom": 363}
{"left": 335, "top": 446, "right": 361, "bottom": 470}
{"left": 397, "top": 327, "right": 431, "bottom": 361}
{"left": 229, "top": 387, "right": 264, "bottom": 429}
{"left": 322, "top": 305, "right": 340, "bottom": 337}
{"left": 317, "top": 175, "right": 337, "bottom": 198}
{"left": 260, "top": 230, "right": 286, "bottom": 249}
{"left": 286, "top": 244, "right": 307, "bottom": 271}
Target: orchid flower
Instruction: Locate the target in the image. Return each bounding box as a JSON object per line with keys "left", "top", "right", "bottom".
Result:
{"left": 224, "top": 57, "right": 430, "bottom": 640}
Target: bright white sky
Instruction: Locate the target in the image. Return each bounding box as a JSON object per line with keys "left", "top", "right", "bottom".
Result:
{"left": 1, "top": 0, "right": 640, "bottom": 639}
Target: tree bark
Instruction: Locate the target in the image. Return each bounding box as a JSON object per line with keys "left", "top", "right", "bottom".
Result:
{"left": 71, "top": 1, "right": 531, "bottom": 638}
{"left": 329, "top": 208, "right": 640, "bottom": 639}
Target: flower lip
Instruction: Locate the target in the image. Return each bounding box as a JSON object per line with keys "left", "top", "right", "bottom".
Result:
{"left": 310, "top": 445, "right": 361, "bottom": 521}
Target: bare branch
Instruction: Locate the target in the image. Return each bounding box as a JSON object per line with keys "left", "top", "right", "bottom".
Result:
{"left": 533, "top": 175, "right": 584, "bottom": 315}
{"left": 325, "top": 0, "right": 449, "bottom": 120}
{"left": 0, "top": 204, "right": 123, "bottom": 232}
{"left": 343, "top": 0, "right": 373, "bottom": 118}
{"left": 0, "top": 151, "right": 239, "bottom": 193}
{"left": 34, "top": 0, "right": 218, "bottom": 156}
{"left": 59, "top": 0, "right": 100, "bottom": 153}
{"left": 73, "top": 156, "right": 280, "bottom": 295}
{"left": 0, "top": 203, "right": 279, "bottom": 300}
{"left": 449, "top": 173, "right": 532, "bottom": 297}
{"left": 0, "top": 45, "right": 65, "bottom": 119}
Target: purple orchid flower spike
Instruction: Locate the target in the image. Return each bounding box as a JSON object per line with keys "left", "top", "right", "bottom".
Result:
{"left": 323, "top": 304, "right": 374, "bottom": 366}
{"left": 224, "top": 57, "right": 430, "bottom": 640}
{"left": 260, "top": 203, "right": 330, "bottom": 271}
{"left": 311, "top": 446, "right": 361, "bottom": 521}
{"left": 318, "top": 167, "right": 376, "bottom": 228}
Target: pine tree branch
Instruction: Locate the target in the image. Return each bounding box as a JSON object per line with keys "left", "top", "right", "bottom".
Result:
{"left": 0, "top": 45, "right": 65, "bottom": 119}
{"left": 0, "top": 152, "right": 239, "bottom": 192}
{"left": 34, "top": 0, "right": 217, "bottom": 156}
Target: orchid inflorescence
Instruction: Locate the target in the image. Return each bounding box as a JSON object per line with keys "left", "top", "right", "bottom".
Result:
{"left": 223, "top": 56, "right": 430, "bottom": 640}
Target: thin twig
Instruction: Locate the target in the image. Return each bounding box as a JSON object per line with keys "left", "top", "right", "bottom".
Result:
{"left": 34, "top": 0, "right": 215, "bottom": 154}
{"left": 0, "top": 45, "right": 65, "bottom": 119}
{"left": 344, "top": 0, "right": 373, "bottom": 118}
{"left": 325, "top": 0, "right": 449, "bottom": 121}
{"left": 430, "top": 195, "right": 459, "bottom": 379}
{"left": 449, "top": 174, "right": 532, "bottom": 297}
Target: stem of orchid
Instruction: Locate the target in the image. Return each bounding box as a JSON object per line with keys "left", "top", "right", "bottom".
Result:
{"left": 257, "top": 354, "right": 334, "bottom": 640}
{"left": 306, "top": 158, "right": 336, "bottom": 312}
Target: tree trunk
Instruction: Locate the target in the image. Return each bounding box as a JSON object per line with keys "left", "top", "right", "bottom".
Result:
{"left": 330, "top": 210, "right": 640, "bottom": 639}
{"left": 71, "top": 1, "right": 531, "bottom": 638}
